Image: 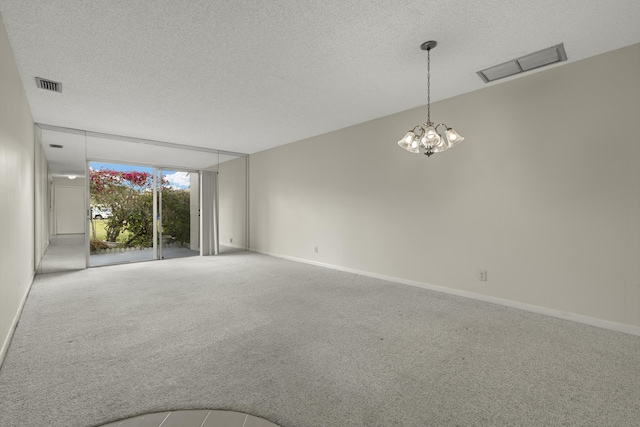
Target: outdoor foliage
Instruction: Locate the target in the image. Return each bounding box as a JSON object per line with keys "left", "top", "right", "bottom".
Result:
{"left": 90, "top": 168, "right": 154, "bottom": 246}
{"left": 90, "top": 168, "right": 192, "bottom": 249}
{"left": 161, "top": 188, "right": 191, "bottom": 244}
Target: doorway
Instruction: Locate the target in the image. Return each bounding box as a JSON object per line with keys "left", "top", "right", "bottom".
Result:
{"left": 55, "top": 185, "right": 85, "bottom": 234}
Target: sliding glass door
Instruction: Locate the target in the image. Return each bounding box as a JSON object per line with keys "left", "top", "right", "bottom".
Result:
{"left": 89, "top": 162, "right": 155, "bottom": 266}
{"left": 88, "top": 162, "right": 199, "bottom": 266}
{"left": 157, "top": 169, "right": 199, "bottom": 259}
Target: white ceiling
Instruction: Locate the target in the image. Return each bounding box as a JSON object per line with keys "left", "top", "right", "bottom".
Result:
{"left": 2, "top": 0, "right": 640, "bottom": 159}
{"left": 39, "top": 127, "right": 86, "bottom": 176}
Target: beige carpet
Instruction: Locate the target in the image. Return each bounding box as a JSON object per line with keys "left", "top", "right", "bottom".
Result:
{"left": 2, "top": 251, "right": 640, "bottom": 426}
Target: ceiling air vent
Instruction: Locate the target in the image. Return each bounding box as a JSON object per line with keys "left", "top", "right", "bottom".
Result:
{"left": 35, "top": 77, "right": 62, "bottom": 93}
{"left": 477, "top": 43, "right": 567, "bottom": 83}
{"left": 49, "top": 144, "right": 63, "bottom": 148}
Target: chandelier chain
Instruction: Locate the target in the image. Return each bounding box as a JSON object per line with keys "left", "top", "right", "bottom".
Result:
{"left": 427, "top": 47, "right": 431, "bottom": 125}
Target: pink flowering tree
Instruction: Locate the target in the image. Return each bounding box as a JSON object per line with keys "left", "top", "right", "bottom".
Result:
{"left": 90, "top": 168, "right": 192, "bottom": 249}
{"left": 90, "top": 168, "right": 154, "bottom": 245}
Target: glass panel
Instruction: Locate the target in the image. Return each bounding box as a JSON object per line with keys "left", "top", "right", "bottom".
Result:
{"left": 158, "top": 169, "right": 200, "bottom": 260}
{"left": 86, "top": 134, "right": 220, "bottom": 171}
{"left": 89, "top": 161, "right": 155, "bottom": 266}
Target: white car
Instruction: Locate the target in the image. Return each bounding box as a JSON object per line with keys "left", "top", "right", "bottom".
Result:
{"left": 92, "top": 208, "right": 113, "bottom": 219}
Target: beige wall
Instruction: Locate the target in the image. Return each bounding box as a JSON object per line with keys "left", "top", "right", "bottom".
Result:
{"left": 250, "top": 44, "right": 640, "bottom": 329}
{"left": 219, "top": 157, "right": 248, "bottom": 249}
{"left": 0, "top": 15, "right": 40, "bottom": 362}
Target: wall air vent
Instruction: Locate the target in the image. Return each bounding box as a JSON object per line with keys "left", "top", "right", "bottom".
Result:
{"left": 35, "top": 77, "right": 62, "bottom": 92}
{"left": 49, "top": 144, "right": 63, "bottom": 148}
{"left": 477, "top": 44, "right": 567, "bottom": 83}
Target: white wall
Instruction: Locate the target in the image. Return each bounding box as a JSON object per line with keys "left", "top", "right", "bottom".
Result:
{"left": 250, "top": 44, "right": 640, "bottom": 329}
{"left": 0, "top": 15, "right": 41, "bottom": 363}
{"left": 219, "top": 157, "right": 248, "bottom": 248}
{"left": 34, "top": 126, "right": 50, "bottom": 269}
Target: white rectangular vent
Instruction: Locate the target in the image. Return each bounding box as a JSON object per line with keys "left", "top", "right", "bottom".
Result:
{"left": 36, "top": 77, "right": 62, "bottom": 92}
{"left": 477, "top": 44, "right": 567, "bottom": 83}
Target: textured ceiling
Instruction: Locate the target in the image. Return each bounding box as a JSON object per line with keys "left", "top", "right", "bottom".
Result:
{"left": 2, "top": 0, "right": 640, "bottom": 156}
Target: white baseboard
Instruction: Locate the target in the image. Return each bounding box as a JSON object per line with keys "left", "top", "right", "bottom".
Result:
{"left": 253, "top": 249, "right": 640, "bottom": 337}
{"left": 0, "top": 272, "right": 35, "bottom": 368}
{"left": 221, "top": 243, "right": 247, "bottom": 250}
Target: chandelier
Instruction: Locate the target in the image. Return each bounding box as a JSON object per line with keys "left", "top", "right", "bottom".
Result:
{"left": 397, "top": 41, "right": 464, "bottom": 157}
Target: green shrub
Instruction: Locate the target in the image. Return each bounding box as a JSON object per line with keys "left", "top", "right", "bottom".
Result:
{"left": 162, "top": 188, "right": 191, "bottom": 244}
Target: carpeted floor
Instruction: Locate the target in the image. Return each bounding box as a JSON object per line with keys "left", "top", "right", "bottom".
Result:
{"left": 37, "top": 234, "right": 86, "bottom": 274}
{"left": 1, "top": 251, "right": 640, "bottom": 426}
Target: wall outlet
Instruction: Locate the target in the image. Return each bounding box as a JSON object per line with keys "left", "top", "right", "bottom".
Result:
{"left": 478, "top": 270, "right": 488, "bottom": 281}
{"left": 229, "top": 237, "right": 233, "bottom": 243}
{"left": 314, "top": 246, "right": 319, "bottom": 253}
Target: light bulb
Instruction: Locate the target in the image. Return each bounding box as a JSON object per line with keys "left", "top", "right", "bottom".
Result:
{"left": 421, "top": 126, "right": 440, "bottom": 148}
{"left": 398, "top": 131, "right": 420, "bottom": 153}
{"left": 444, "top": 128, "right": 464, "bottom": 148}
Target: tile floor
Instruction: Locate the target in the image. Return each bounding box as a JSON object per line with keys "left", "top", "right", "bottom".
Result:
{"left": 100, "top": 410, "right": 279, "bottom": 427}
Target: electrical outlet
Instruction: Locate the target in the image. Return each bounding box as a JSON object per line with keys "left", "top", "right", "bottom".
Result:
{"left": 229, "top": 237, "right": 233, "bottom": 243}
{"left": 478, "top": 270, "right": 487, "bottom": 281}
{"left": 314, "top": 246, "right": 319, "bottom": 253}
